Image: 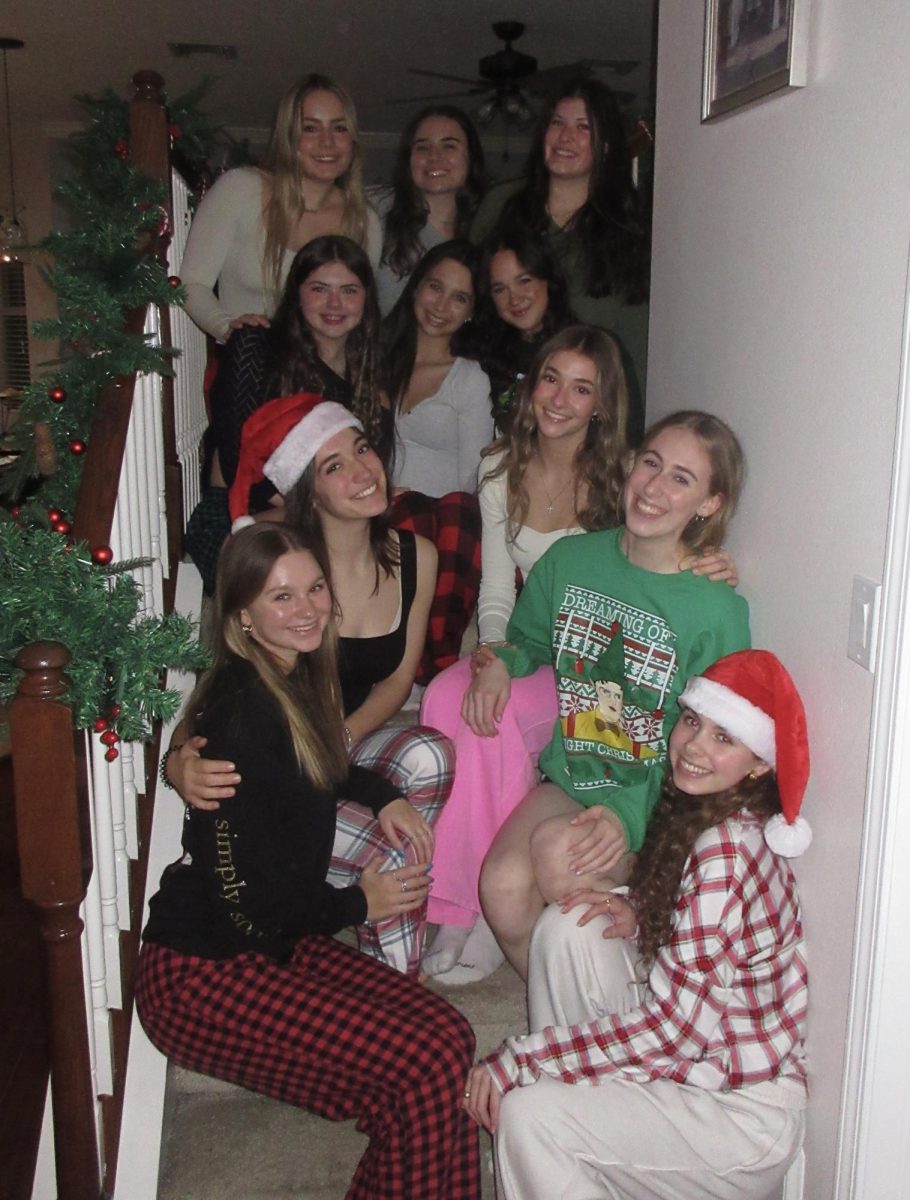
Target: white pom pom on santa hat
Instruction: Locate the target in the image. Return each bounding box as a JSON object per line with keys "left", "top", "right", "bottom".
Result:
{"left": 679, "top": 650, "right": 811, "bottom": 857}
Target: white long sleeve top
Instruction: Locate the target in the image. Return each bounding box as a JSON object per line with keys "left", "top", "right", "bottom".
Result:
{"left": 477, "top": 449, "right": 582, "bottom": 643}
{"left": 393, "top": 358, "right": 493, "bottom": 498}
{"left": 179, "top": 167, "right": 381, "bottom": 341}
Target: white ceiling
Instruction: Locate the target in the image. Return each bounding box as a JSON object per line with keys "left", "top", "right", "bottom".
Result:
{"left": 6, "top": 0, "right": 656, "bottom": 135}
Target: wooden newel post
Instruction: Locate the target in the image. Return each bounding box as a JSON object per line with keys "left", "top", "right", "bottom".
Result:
{"left": 9, "top": 641, "right": 101, "bottom": 1200}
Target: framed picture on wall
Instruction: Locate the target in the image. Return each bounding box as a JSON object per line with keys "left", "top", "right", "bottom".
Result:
{"left": 702, "top": 0, "right": 809, "bottom": 121}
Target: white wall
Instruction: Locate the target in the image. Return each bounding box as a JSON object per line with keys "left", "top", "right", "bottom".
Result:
{"left": 649, "top": 3, "right": 910, "bottom": 1195}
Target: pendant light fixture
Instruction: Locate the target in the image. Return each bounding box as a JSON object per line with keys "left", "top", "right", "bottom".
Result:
{"left": 0, "top": 37, "right": 25, "bottom": 263}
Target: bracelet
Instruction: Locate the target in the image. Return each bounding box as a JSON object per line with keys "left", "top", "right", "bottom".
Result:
{"left": 343, "top": 725, "right": 353, "bottom": 753}
{"left": 159, "top": 743, "right": 183, "bottom": 791}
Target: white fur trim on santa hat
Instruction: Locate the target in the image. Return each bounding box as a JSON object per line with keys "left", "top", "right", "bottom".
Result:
{"left": 264, "top": 402, "right": 362, "bottom": 495}
{"left": 764, "top": 813, "right": 813, "bottom": 857}
{"left": 679, "top": 675, "right": 776, "bottom": 766}
{"left": 231, "top": 515, "right": 256, "bottom": 534}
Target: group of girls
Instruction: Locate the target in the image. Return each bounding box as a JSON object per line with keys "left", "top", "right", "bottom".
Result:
{"left": 138, "top": 65, "right": 811, "bottom": 1200}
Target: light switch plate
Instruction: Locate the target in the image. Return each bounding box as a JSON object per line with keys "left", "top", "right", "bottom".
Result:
{"left": 847, "top": 576, "right": 881, "bottom": 671}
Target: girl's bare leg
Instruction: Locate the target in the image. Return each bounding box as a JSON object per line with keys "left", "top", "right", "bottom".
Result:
{"left": 479, "top": 783, "right": 581, "bottom": 979}
{"left": 529, "top": 812, "right": 635, "bottom": 904}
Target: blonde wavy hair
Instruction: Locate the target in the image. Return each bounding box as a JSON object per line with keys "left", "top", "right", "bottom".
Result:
{"left": 480, "top": 325, "right": 630, "bottom": 535}
{"left": 261, "top": 74, "right": 369, "bottom": 300}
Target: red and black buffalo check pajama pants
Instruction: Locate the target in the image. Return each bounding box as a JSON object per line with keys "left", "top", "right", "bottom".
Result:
{"left": 391, "top": 489, "right": 481, "bottom": 684}
{"left": 137, "top": 936, "right": 481, "bottom": 1199}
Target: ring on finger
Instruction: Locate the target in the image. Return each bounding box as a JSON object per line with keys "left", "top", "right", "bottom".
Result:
{"left": 400, "top": 879, "right": 408, "bottom": 893}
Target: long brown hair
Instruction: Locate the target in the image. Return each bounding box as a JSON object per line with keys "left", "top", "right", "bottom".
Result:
{"left": 267, "top": 236, "right": 386, "bottom": 453}
{"left": 493, "top": 78, "right": 650, "bottom": 303}
{"left": 284, "top": 443, "right": 399, "bottom": 600}
{"left": 631, "top": 767, "right": 780, "bottom": 969}
{"left": 262, "top": 75, "right": 369, "bottom": 299}
{"left": 481, "top": 325, "right": 629, "bottom": 533}
{"left": 381, "top": 105, "right": 486, "bottom": 278}
{"left": 188, "top": 523, "right": 348, "bottom": 790}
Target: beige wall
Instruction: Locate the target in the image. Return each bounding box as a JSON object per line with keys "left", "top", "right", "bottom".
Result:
{"left": 650, "top": 2, "right": 910, "bottom": 1194}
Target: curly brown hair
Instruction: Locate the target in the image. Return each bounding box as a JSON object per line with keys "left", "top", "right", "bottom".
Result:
{"left": 480, "top": 325, "right": 629, "bottom": 534}
{"left": 630, "top": 768, "right": 781, "bottom": 971}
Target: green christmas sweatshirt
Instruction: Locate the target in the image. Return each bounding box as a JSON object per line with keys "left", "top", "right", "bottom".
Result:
{"left": 495, "top": 528, "right": 751, "bottom": 852}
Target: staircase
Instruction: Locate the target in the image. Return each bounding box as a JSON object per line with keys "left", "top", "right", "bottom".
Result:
{"left": 154, "top": 964, "right": 525, "bottom": 1199}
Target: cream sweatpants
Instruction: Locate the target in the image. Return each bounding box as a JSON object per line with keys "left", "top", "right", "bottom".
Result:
{"left": 496, "top": 905, "right": 806, "bottom": 1200}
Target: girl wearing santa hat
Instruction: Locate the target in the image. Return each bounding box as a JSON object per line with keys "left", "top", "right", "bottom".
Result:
{"left": 167, "top": 394, "right": 446, "bottom": 977}
{"left": 465, "top": 649, "right": 810, "bottom": 1200}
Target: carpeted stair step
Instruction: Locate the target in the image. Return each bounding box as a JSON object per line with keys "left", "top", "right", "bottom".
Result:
{"left": 157, "top": 962, "right": 525, "bottom": 1199}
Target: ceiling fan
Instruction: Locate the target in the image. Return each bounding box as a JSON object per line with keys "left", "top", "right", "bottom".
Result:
{"left": 389, "top": 20, "right": 639, "bottom": 127}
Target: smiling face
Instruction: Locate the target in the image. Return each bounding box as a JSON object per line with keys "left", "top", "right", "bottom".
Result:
{"left": 669, "top": 707, "right": 770, "bottom": 796}
{"left": 312, "top": 426, "right": 387, "bottom": 522}
{"left": 489, "top": 249, "right": 549, "bottom": 337}
{"left": 296, "top": 88, "right": 354, "bottom": 183}
{"left": 413, "top": 256, "right": 474, "bottom": 340}
{"left": 410, "top": 115, "right": 469, "bottom": 197}
{"left": 298, "top": 261, "right": 366, "bottom": 346}
{"left": 531, "top": 348, "right": 599, "bottom": 446}
{"left": 240, "top": 549, "right": 333, "bottom": 670}
{"left": 543, "top": 97, "right": 594, "bottom": 183}
{"left": 623, "top": 426, "right": 723, "bottom": 551}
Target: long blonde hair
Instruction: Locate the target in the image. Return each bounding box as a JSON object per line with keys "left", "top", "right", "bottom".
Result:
{"left": 481, "top": 325, "right": 630, "bottom": 534}
{"left": 189, "top": 523, "right": 348, "bottom": 791}
{"left": 262, "top": 74, "right": 369, "bottom": 300}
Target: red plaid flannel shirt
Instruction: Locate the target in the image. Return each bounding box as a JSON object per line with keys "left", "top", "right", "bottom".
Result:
{"left": 485, "top": 812, "right": 808, "bottom": 1096}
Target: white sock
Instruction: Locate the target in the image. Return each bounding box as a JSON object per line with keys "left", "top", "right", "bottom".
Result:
{"left": 422, "top": 922, "right": 472, "bottom": 976}
{"left": 433, "top": 915, "right": 505, "bottom": 986}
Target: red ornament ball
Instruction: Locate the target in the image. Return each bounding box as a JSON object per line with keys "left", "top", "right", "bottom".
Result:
{"left": 91, "top": 545, "right": 114, "bottom": 566}
{"left": 48, "top": 507, "right": 62, "bottom": 522}
{"left": 10, "top": 505, "right": 21, "bottom": 518}
{"left": 48, "top": 385, "right": 66, "bottom": 403}
{"left": 94, "top": 717, "right": 109, "bottom": 733}
{"left": 114, "top": 139, "right": 128, "bottom": 160}
{"left": 52, "top": 519, "right": 71, "bottom": 535}
{"left": 104, "top": 748, "right": 120, "bottom": 763}
{"left": 110, "top": 704, "right": 122, "bottom": 718}
{"left": 100, "top": 729, "right": 120, "bottom": 747}
{"left": 167, "top": 274, "right": 181, "bottom": 288}
{"left": 69, "top": 438, "right": 87, "bottom": 456}
{"left": 168, "top": 123, "right": 180, "bottom": 140}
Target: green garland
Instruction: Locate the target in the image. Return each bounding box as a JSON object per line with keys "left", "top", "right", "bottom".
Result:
{"left": 0, "top": 523, "right": 209, "bottom": 740}
{"left": 0, "top": 80, "right": 231, "bottom": 514}
{"left": 0, "top": 83, "right": 224, "bottom": 739}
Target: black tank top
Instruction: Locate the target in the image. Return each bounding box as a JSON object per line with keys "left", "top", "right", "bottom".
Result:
{"left": 338, "top": 530, "right": 418, "bottom": 716}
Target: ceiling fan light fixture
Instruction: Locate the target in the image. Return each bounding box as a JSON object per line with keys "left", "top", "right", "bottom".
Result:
{"left": 475, "top": 98, "right": 498, "bottom": 126}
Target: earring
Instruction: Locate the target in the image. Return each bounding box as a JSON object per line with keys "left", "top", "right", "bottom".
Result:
{"left": 747, "top": 769, "right": 758, "bottom": 780}
{"left": 241, "top": 622, "right": 253, "bottom": 636}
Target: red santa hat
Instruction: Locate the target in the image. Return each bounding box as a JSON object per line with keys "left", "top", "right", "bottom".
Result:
{"left": 678, "top": 650, "right": 811, "bottom": 857}
{"left": 228, "top": 394, "right": 361, "bottom": 532}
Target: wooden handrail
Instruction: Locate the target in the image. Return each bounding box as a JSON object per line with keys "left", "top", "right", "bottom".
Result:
{"left": 8, "top": 642, "right": 101, "bottom": 1200}
{"left": 10, "top": 69, "right": 188, "bottom": 1198}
